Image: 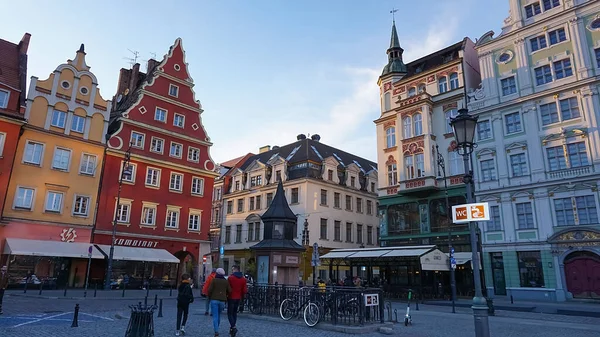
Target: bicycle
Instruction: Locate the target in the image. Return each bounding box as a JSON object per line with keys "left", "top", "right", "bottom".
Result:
{"left": 303, "top": 291, "right": 360, "bottom": 327}
{"left": 279, "top": 287, "right": 311, "bottom": 320}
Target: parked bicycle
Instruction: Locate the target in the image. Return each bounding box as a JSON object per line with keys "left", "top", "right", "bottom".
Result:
{"left": 279, "top": 287, "right": 311, "bottom": 321}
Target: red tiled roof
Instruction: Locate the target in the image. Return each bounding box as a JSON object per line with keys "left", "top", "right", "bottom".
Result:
{"left": 0, "top": 38, "right": 20, "bottom": 89}
{"left": 220, "top": 153, "right": 254, "bottom": 168}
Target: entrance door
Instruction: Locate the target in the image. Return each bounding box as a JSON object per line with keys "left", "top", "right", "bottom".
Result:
{"left": 490, "top": 252, "right": 506, "bottom": 296}
{"left": 565, "top": 251, "right": 600, "bottom": 299}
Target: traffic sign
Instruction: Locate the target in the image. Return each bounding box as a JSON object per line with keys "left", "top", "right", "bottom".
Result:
{"left": 88, "top": 245, "right": 93, "bottom": 258}
{"left": 450, "top": 257, "right": 456, "bottom": 265}
{"left": 219, "top": 246, "right": 224, "bottom": 255}
{"left": 450, "top": 247, "right": 455, "bottom": 255}
{"left": 452, "top": 202, "right": 490, "bottom": 223}
{"left": 451, "top": 263, "right": 457, "bottom": 269}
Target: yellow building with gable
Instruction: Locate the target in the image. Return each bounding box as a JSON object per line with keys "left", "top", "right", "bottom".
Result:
{"left": 0, "top": 44, "right": 111, "bottom": 288}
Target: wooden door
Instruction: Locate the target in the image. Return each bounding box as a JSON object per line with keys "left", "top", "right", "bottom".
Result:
{"left": 565, "top": 252, "right": 600, "bottom": 299}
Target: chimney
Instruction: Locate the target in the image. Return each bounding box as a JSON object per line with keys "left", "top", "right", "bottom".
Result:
{"left": 18, "top": 33, "right": 31, "bottom": 54}
{"left": 297, "top": 134, "right": 307, "bottom": 140}
{"left": 18, "top": 33, "right": 31, "bottom": 110}
{"left": 259, "top": 145, "right": 271, "bottom": 153}
{"left": 311, "top": 134, "right": 321, "bottom": 142}
{"left": 147, "top": 59, "right": 159, "bottom": 72}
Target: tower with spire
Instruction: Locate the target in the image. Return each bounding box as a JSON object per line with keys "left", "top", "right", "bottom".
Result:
{"left": 378, "top": 19, "right": 407, "bottom": 114}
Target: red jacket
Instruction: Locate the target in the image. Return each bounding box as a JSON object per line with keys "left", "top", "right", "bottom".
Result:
{"left": 227, "top": 272, "right": 248, "bottom": 300}
{"left": 202, "top": 272, "right": 216, "bottom": 295}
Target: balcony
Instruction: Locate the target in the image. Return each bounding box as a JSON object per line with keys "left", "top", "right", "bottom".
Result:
{"left": 546, "top": 166, "right": 593, "bottom": 180}
{"left": 400, "top": 176, "right": 438, "bottom": 195}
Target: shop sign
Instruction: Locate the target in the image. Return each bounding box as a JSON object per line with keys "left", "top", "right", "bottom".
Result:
{"left": 114, "top": 237, "right": 160, "bottom": 248}
{"left": 60, "top": 228, "right": 78, "bottom": 243}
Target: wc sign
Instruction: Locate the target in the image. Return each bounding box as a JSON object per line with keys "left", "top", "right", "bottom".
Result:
{"left": 452, "top": 202, "right": 490, "bottom": 223}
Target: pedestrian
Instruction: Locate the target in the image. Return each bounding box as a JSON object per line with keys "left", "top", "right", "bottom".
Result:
{"left": 175, "top": 273, "right": 194, "bottom": 336}
{"left": 202, "top": 268, "right": 217, "bottom": 315}
{"left": 208, "top": 268, "right": 231, "bottom": 337}
{"left": 227, "top": 265, "right": 247, "bottom": 337}
{"left": 0, "top": 265, "right": 8, "bottom": 314}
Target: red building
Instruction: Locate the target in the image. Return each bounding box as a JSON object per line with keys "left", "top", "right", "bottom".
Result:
{"left": 0, "top": 33, "right": 30, "bottom": 226}
{"left": 93, "top": 38, "right": 218, "bottom": 286}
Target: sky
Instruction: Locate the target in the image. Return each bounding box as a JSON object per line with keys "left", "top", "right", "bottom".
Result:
{"left": 3, "top": 0, "right": 509, "bottom": 164}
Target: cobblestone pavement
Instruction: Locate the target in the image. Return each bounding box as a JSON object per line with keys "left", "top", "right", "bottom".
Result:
{"left": 1, "top": 297, "right": 600, "bottom": 337}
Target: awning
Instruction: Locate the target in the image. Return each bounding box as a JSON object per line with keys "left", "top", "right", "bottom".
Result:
{"left": 4, "top": 238, "right": 104, "bottom": 259}
{"left": 381, "top": 247, "right": 433, "bottom": 258}
{"left": 320, "top": 251, "right": 357, "bottom": 259}
{"left": 347, "top": 250, "right": 392, "bottom": 258}
{"left": 420, "top": 249, "right": 450, "bottom": 271}
{"left": 447, "top": 252, "right": 481, "bottom": 269}
{"left": 95, "top": 245, "right": 180, "bottom": 263}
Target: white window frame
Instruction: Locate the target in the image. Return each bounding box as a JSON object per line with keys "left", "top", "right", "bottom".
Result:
{"left": 145, "top": 167, "right": 161, "bottom": 188}
{"left": 168, "top": 84, "right": 179, "bottom": 98}
{"left": 448, "top": 151, "right": 463, "bottom": 176}
{"left": 551, "top": 192, "right": 600, "bottom": 227}
{"left": 529, "top": 24, "right": 569, "bottom": 54}
{"left": 403, "top": 117, "right": 412, "bottom": 138}
{"left": 154, "top": 107, "right": 168, "bottom": 123}
{"left": 476, "top": 119, "right": 493, "bottom": 141}
{"left": 191, "top": 176, "right": 205, "bottom": 196}
{"left": 165, "top": 206, "right": 181, "bottom": 229}
{"left": 508, "top": 150, "right": 530, "bottom": 178}
{"left": 130, "top": 131, "right": 145, "bottom": 149}
{"left": 150, "top": 136, "right": 165, "bottom": 154}
{"left": 407, "top": 87, "right": 416, "bottom": 97}
{"left": 45, "top": 191, "right": 64, "bottom": 213}
{"left": 72, "top": 194, "right": 91, "bottom": 217}
{"left": 449, "top": 72, "right": 459, "bottom": 90}
{"left": 141, "top": 202, "right": 158, "bottom": 226}
{"left": 120, "top": 161, "right": 137, "bottom": 183}
{"left": 444, "top": 109, "right": 458, "bottom": 134}
{"left": 479, "top": 157, "right": 497, "bottom": 182}
{"left": 115, "top": 198, "right": 133, "bottom": 223}
{"left": 169, "top": 141, "right": 183, "bottom": 159}
{"left": 173, "top": 113, "right": 185, "bottom": 128}
{"left": 23, "top": 140, "right": 45, "bottom": 166}
{"left": 71, "top": 115, "right": 86, "bottom": 133}
{"left": 50, "top": 109, "right": 67, "bottom": 128}
{"left": 188, "top": 147, "right": 200, "bottom": 163}
{"left": 499, "top": 74, "right": 518, "bottom": 97}
{"left": 0, "top": 89, "right": 9, "bottom": 109}
{"left": 413, "top": 113, "right": 423, "bottom": 136}
{"left": 188, "top": 209, "right": 202, "bottom": 231}
{"left": 0, "top": 132, "right": 5, "bottom": 157}
{"left": 385, "top": 127, "right": 396, "bottom": 148}
{"left": 170, "top": 172, "right": 184, "bottom": 192}
{"left": 544, "top": 137, "right": 591, "bottom": 171}
{"left": 51, "top": 147, "right": 72, "bottom": 171}
{"left": 13, "top": 186, "right": 35, "bottom": 210}
{"left": 503, "top": 111, "right": 524, "bottom": 135}
{"left": 514, "top": 200, "right": 536, "bottom": 230}
{"left": 438, "top": 76, "right": 448, "bottom": 93}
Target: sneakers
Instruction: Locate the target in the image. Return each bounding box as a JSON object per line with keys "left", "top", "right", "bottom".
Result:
{"left": 175, "top": 331, "right": 180, "bottom": 336}
{"left": 180, "top": 326, "right": 186, "bottom": 335}
{"left": 230, "top": 327, "right": 238, "bottom": 337}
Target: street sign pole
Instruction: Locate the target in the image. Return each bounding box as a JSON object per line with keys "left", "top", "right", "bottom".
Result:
{"left": 84, "top": 245, "right": 93, "bottom": 297}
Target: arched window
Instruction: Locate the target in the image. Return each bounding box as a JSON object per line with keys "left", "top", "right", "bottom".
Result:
{"left": 449, "top": 73, "right": 459, "bottom": 90}
{"left": 387, "top": 163, "right": 398, "bottom": 186}
{"left": 445, "top": 109, "right": 458, "bottom": 134}
{"left": 438, "top": 77, "right": 448, "bottom": 93}
{"left": 408, "top": 87, "right": 417, "bottom": 97}
{"left": 386, "top": 127, "right": 396, "bottom": 148}
{"left": 413, "top": 113, "right": 423, "bottom": 136}
{"left": 418, "top": 84, "right": 426, "bottom": 93}
{"left": 403, "top": 117, "right": 412, "bottom": 138}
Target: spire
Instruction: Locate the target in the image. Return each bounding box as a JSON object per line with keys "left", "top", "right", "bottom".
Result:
{"left": 78, "top": 43, "right": 85, "bottom": 54}
{"left": 261, "top": 180, "right": 296, "bottom": 221}
{"left": 389, "top": 22, "right": 401, "bottom": 50}
{"left": 381, "top": 19, "right": 407, "bottom": 77}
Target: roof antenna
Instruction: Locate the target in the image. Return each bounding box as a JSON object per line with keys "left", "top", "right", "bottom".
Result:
{"left": 390, "top": 8, "right": 398, "bottom": 24}
{"left": 123, "top": 49, "right": 140, "bottom": 68}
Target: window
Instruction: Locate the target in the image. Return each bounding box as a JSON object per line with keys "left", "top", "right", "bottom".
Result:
{"left": 517, "top": 251, "right": 545, "bottom": 288}
{"left": 385, "top": 127, "right": 396, "bottom": 148}
{"left": 530, "top": 35, "right": 547, "bottom": 52}
{"left": 516, "top": 202, "right": 534, "bottom": 229}
{"left": 51, "top": 110, "right": 67, "bottom": 128}
{"left": 413, "top": 114, "right": 423, "bottom": 136}
{"left": 548, "top": 28, "right": 566, "bottom": 45}
{"left": 170, "top": 142, "right": 183, "bottom": 158}
{"left": 224, "top": 226, "right": 231, "bottom": 243}
{"left": 227, "top": 201, "right": 233, "bottom": 214}
{"left": 141, "top": 205, "right": 156, "bottom": 225}
{"left": 320, "top": 218, "right": 328, "bottom": 239}
{"left": 510, "top": 153, "right": 528, "bottom": 177}
{"left": 539, "top": 102, "right": 559, "bottom": 125}
{"left": 24, "top": 141, "right": 44, "bottom": 165}
{"left": 150, "top": 137, "right": 164, "bottom": 153}
{"left": 334, "top": 221, "right": 341, "bottom": 241}
{"left": 356, "top": 198, "right": 363, "bottom": 213}
{"left": 547, "top": 141, "right": 589, "bottom": 171}
{"left": 350, "top": 176, "right": 356, "bottom": 187}
{"left": 52, "top": 148, "right": 71, "bottom": 171}
{"left": 170, "top": 173, "right": 183, "bottom": 191}
{"left": 45, "top": 191, "right": 63, "bottom": 212}
{"left": 449, "top": 73, "right": 459, "bottom": 90}
{"left": 480, "top": 159, "right": 497, "bottom": 181}
{"left": 266, "top": 193, "right": 273, "bottom": 207}
{"left": 235, "top": 180, "right": 240, "bottom": 191}
{"left": 0, "top": 90, "right": 8, "bottom": 108}
{"left": 370, "top": 182, "right": 375, "bottom": 193}
{"left": 15, "top": 187, "right": 34, "bottom": 209}
{"left": 595, "top": 48, "right": 600, "bottom": 67}
{"left": 116, "top": 203, "right": 130, "bottom": 223}
{"left": 249, "top": 197, "right": 255, "bottom": 211}
{"left": 169, "top": 84, "right": 179, "bottom": 97}
{"left": 477, "top": 120, "right": 492, "bottom": 140}
{"left": 449, "top": 151, "right": 462, "bottom": 176}
{"left": 345, "top": 222, "right": 352, "bottom": 242}
{"left": 173, "top": 113, "right": 185, "bottom": 128}
{"left": 554, "top": 59, "right": 573, "bottom": 80}
{"left": 554, "top": 195, "right": 598, "bottom": 226}
{"left": 191, "top": 177, "right": 204, "bottom": 195}
{"left": 357, "top": 224, "right": 363, "bottom": 244}
{"left": 248, "top": 223, "right": 254, "bottom": 241}
{"left": 403, "top": 117, "right": 412, "bottom": 138}
{"left": 543, "top": 0, "right": 560, "bottom": 11}
{"left": 559, "top": 97, "right": 580, "bottom": 121}
{"left": 534, "top": 65, "right": 552, "bottom": 85}
{"left": 404, "top": 156, "right": 414, "bottom": 180}
{"left": 367, "top": 226, "right": 373, "bottom": 245}
{"left": 186, "top": 148, "right": 200, "bottom": 163}
{"left": 501, "top": 76, "right": 516, "bottom": 96}
{"left": 345, "top": 195, "right": 352, "bottom": 211}
{"left": 73, "top": 195, "right": 90, "bottom": 216}
{"left": 237, "top": 199, "right": 244, "bottom": 212}
{"left": 367, "top": 200, "right": 373, "bottom": 215}
{"left": 415, "top": 154, "right": 425, "bottom": 178}
{"left": 131, "top": 132, "right": 145, "bottom": 148}
{"left": 334, "top": 192, "right": 340, "bottom": 208}
{"left": 154, "top": 107, "right": 167, "bottom": 122}
{"left": 445, "top": 109, "right": 457, "bottom": 133}
{"left": 320, "top": 189, "right": 328, "bottom": 205}
{"left": 255, "top": 223, "right": 261, "bottom": 241}
{"left": 146, "top": 168, "right": 160, "bottom": 187}
{"left": 487, "top": 206, "right": 501, "bottom": 231}
{"left": 291, "top": 188, "right": 299, "bottom": 203}
{"left": 404, "top": 154, "right": 425, "bottom": 179}
{"left": 189, "top": 212, "right": 200, "bottom": 231}
{"left": 235, "top": 225, "right": 242, "bottom": 243}
{"left": 120, "top": 162, "right": 136, "bottom": 182}
{"left": 438, "top": 76, "right": 448, "bottom": 93}
{"left": 504, "top": 112, "right": 522, "bottom": 134}
{"left": 383, "top": 92, "right": 391, "bottom": 111}
{"left": 250, "top": 175, "right": 262, "bottom": 187}
{"left": 0, "top": 132, "right": 5, "bottom": 156}
{"left": 166, "top": 209, "right": 179, "bottom": 228}
{"left": 327, "top": 169, "right": 333, "bottom": 181}
{"left": 387, "top": 163, "right": 398, "bottom": 185}
{"left": 71, "top": 115, "right": 85, "bottom": 133}
{"left": 408, "top": 87, "right": 416, "bottom": 97}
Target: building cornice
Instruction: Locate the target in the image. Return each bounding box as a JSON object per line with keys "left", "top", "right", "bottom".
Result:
{"left": 121, "top": 118, "right": 213, "bottom": 147}
{"left": 24, "top": 124, "right": 106, "bottom": 148}
{"left": 475, "top": 175, "right": 600, "bottom": 197}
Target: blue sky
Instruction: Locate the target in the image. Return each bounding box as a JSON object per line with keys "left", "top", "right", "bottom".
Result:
{"left": 4, "top": 0, "right": 509, "bottom": 164}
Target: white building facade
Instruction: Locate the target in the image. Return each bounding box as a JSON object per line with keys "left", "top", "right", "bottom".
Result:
{"left": 470, "top": 0, "right": 600, "bottom": 301}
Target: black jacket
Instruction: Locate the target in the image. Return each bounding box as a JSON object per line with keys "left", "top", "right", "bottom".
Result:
{"left": 177, "top": 281, "right": 194, "bottom": 305}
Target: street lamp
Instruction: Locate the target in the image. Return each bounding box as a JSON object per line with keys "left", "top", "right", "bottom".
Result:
{"left": 450, "top": 108, "right": 490, "bottom": 337}
{"left": 435, "top": 144, "right": 457, "bottom": 314}
{"left": 104, "top": 143, "right": 134, "bottom": 290}
{"left": 301, "top": 219, "right": 310, "bottom": 283}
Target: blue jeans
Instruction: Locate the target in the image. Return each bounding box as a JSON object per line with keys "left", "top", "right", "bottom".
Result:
{"left": 210, "top": 300, "right": 225, "bottom": 333}
{"left": 205, "top": 296, "right": 211, "bottom": 313}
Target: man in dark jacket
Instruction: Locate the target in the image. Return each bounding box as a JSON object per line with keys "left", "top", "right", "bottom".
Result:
{"left": 227, "top": 265, "right": 247, "bottom": 337}
{"left": 0, "top": 265, "right": 8, "bottom": 314}
{"left": 208, "top": 268, "right": 231, "bottom": 337}
{"left": 176, "top": 273, "right": 194, "bottom": 336}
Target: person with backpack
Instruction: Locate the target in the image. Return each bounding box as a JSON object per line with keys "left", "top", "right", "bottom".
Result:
{"left": 175, "top": 273, "right": 194, "bottom": 336}
{"left": 208, "top": 268, "right": 231, "bottom": 337}
{"left": 202, "top": 268, "right": 217, "bottom": 315}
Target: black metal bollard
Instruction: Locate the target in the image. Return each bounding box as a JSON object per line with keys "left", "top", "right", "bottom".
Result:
{"left": 39, "top": 282, "right": 43, "bottom": 296}
{"left": 393, "top": 309, "right": 398, "bottom": 323}
{"left": 71, "top": 304, "right": 80, "bottom": 328}
{"left": 510, "top": 295, "right": 514, "bottom": 304}
{"left": 169, "top": 285, "right": 173, "bottom": 297}
{"left": 94, "top": 283, "right": 97, "bottom": 298}
{"left": 144, "top": 296, "right": 148, "bottom": 308}
{"left": 153, "top": 294, "right": 157, "bottom": 306}
{"left": 158, "top": 299, "right": 163, "bottom": 318}
{"left": 64, "top": 286, "right": 68, "bottom": 297}
{"left": 415, "top": 292, "right": 419, "bottom": 311}
{"left": 23, "top": 280, "right": 28, "bottom": 293}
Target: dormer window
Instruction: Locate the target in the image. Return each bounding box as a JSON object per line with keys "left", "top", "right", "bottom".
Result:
{"left": 235, "top": 180, "right": 240, "bottom": 191}
{"left": 276, "top": 170, "right": 282, "bottom": 182}
{"left": 328, "top": 169, "right": 333, "bottom": 181}
{"left": 251, "top": 175, "right": 262, "bottom": 187}
{"left": 350, "top": 176, "right": 356, "bottom": 188}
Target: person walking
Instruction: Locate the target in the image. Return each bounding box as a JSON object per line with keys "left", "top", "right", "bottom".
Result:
{"left": 202, "top": 268, "right": 217, "bottom": 315}
{"left": 175, "top": 273, "right": 194, "bottom": 336}
{"left": 0, "top": 265, "right": 9, "bottom": 314}
{"left": 208, "top": 268, "right": 231, "bottom": 337}
{"left": 227, "top": 265, "right": 247, "bottom": 337}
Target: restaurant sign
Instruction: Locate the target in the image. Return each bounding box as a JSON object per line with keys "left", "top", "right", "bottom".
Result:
{"left": 114, "top": 237, "right": 160, "bottom": 248}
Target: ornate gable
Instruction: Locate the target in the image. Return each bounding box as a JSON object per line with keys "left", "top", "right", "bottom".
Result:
{"left": 245, "top": 159, "right": 265, "bottom": 173}
{"left": 323, "top": 156, "right": 340, "bottom": 167}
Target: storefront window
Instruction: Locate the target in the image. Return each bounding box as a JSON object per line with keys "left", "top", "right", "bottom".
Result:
{"left": 517, "top": 251, "right": 545, "bottom": 288}
{"left": 429, "top": 196, "right": 466, "bottom": 232}
{"left": 387, "top": 202, "right": 420, "bottom": 235}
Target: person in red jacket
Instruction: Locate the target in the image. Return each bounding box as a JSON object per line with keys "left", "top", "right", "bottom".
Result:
{"left": 202, "top": 268, "right": 217, "bottom": 315}
{"left": 227, "top": 265, "right": 247, "bottom": 337}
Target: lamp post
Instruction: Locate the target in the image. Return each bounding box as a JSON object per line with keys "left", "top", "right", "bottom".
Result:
{"left": 302, "top": 219, "right": 310, "bottom": 283}
{"left": 104, "top": 143, "right": 133, "bottom": 290}
{"left": 435, "top": 144, "right": 457, "bottom": 314}
{"left": 450, "top": 108, "right": 490, "bottom": 337}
